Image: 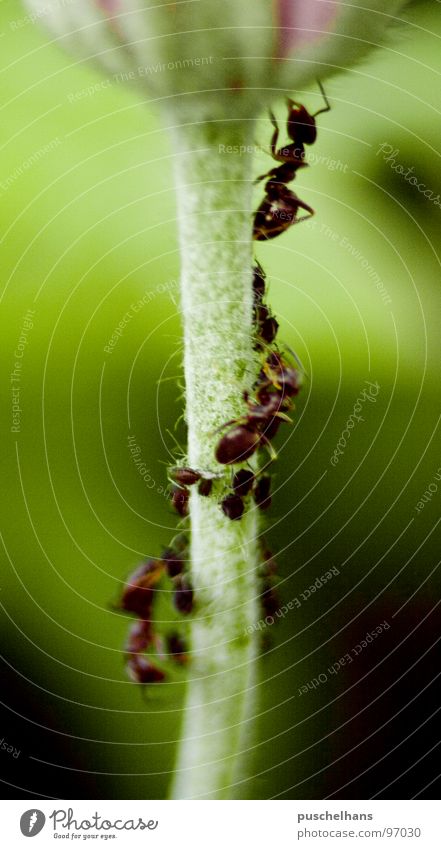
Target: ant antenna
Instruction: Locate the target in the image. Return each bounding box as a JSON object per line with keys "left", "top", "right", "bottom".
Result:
{"left": 284, "top": 344, "right": 307, "bottom": 374}
{"left": 314, "top": 80, "right": 331, "bottom": 117}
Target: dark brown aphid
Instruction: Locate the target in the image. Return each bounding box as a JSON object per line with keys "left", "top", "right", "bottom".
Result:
{"left": 232, "top": 469, "right": 255, "bottom": 497}
{"left": 260, "top": 544, "right": 278, "bottom": 576}
{"left": 198, "top": 478, "right": 213, "bottom": 497}
{"left": 167, "top": 632, "right": 188, "bottom": 665}
{"left": 260, "top": 315, "right": 279, "bottom": 346}
{"left": 126, "top": 654, "right": 165, "bottom": 685}
{"left": 254, "top": 475, "right": 272, "bottom": 511}
{"left": 221, "top": 493, "right": 245, "bottom": 521}
{"left": 173, "top": 574, "right": 194, "bottom": 615}
{"left": 253, "top": 262, "right": 266, "bottom": 302}
{"left": 171, "top": 486, "right": 189, "bottom": 517}
{"left": 170, "top": 466, "right": 201, "bottom": 486}
{"left": 121, "top": 560, "right": 163, "bottom": 618}
{"left": 261, "top": 582, "right": 280, "bottom": 618}
{"left": 126, "top": 619, "right": 153, "bottom": 654}
{"left": 255, "top": 304, "right": 279, "bottom": 346}
{"left": 162, "top": 547, "right": 184, "bottom": 579}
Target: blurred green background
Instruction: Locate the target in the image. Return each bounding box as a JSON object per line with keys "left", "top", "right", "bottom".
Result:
{"left": 1, "top": 0, "right": 440, "bottom": 799}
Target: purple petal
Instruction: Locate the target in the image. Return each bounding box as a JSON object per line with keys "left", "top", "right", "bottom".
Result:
{"left": 276, "top": 0, "right": 341, "bottom": 56}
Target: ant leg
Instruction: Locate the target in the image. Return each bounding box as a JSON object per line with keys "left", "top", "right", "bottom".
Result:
{"left": 256, "top": 456, "right": 276, "bottom": 476}
{"left": 254, "top": 110, "right": 280, "bottom": 184}
{"left": 295, "top": 197, "right": 315, "bottom": 223}
{"left": 268, "top": 110, "right": 280, "bottom": 158}
{"left": 283, "top": 345, "right": 308, "bottom": 377}
{"left": 314, "top": 80, "right": 331, "bottom": 116}
{"left": 211, "top": 416, "right": 245, "bottom": 436}
{"left": 259, "top": 433, "right": 278, "bottom": 461}
{"left": 296, "top": 210, "right": 315, "bottom": 224}
{"left": 255, "top": 171, "right": 270, "bottom": 185}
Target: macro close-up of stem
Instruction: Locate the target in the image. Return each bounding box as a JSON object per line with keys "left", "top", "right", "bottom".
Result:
{"left": 4, "top": 0, "right": 440, "bottom": 819}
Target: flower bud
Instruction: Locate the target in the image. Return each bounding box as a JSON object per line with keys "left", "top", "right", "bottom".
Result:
{"left": 25, "top": 0, "right": 408, "bottom": 118}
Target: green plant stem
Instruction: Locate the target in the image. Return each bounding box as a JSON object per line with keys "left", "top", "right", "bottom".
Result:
{"left": 169, "top": 119, "right": 260, "bottom": 800}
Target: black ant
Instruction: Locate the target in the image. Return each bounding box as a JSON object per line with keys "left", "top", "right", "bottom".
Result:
{"left": 254, "top": 185, "right": 314, "bottom": 242}
{"left": 214, "top": 392, "right": 290, "bottom": 466}
{"left": 253, "top": 83, "right": 330, "bottom": 241}
{"left": 214, "top": 350, "right": 301, "bottom": 467}
{"left": 256, "top": 83, "right": 331, "bottom": 185}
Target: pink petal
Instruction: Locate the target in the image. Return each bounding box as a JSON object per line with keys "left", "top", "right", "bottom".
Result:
{"left": 96, "top": 0, "right": 120, "bottom": 10}
{"left": 276, "top": 0, "right": 341, "bottom": 56}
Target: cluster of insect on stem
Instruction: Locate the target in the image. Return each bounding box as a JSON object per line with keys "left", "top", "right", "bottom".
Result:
{"left": 119, "top": 87, "right": 330, "bottom": 684}
{"left": 119, "top": 463, "right": 225, "bottom": 685}
{"left": 119, "top": 520, "right": 194, "bottom": 683}
{"left": 213, "top": 84, "right": 330, "bottom": 630}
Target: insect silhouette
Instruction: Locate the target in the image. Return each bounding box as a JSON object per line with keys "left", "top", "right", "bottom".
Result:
{"left": 253, "top": 83, "right": 330, "bottom": 241}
